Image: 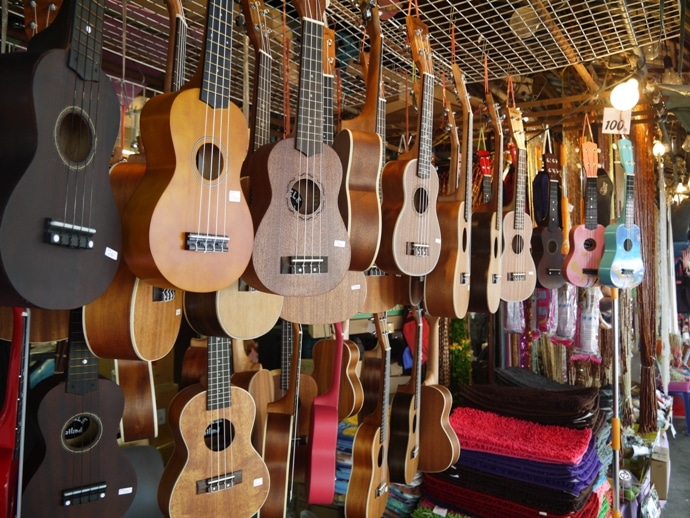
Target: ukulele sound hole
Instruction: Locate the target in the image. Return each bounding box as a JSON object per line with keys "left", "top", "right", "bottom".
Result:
{"left": 547, "top": 239, "right": 559, "bottom": 254}
{"left": 204, "top": 418, "right": 234, "bottom": 452}
{"left": 624, "top": 238, "right": 633, "bottom": 252}
{"left": 413, "top": 188, "right": 429, "bottom": 214}
{"left": 62, "top": 413, "right": 102, "bottom": 453}
{"left": 55, "top": 107, "right": 95, "bottom": 167}
{"left": 289, "top": 179, "right": 321, "bottom": 216}
{"left": 196, "top": 143, "right": 224, "bottom": 181}
{"left": 584, "top": 238, "right": 596, "bottom": 251}
{"left": 511, "top": 235, "right": 524, "bottom": 254}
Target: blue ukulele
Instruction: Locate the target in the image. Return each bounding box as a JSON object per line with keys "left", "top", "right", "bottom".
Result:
{"left": 598, "top": 137, "right": 644, "bottom": 288}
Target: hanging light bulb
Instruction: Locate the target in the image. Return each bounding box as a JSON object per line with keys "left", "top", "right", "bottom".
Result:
{"left": 610, "top": 77, "right": 640, "bottom": 111}
{"left": 653, "top": 140, "right": 666, "bottom": 158}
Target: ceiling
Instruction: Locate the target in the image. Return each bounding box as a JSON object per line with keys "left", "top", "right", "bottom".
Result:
{"left": 1, "top": 0, "right": 687, "bottom": 150}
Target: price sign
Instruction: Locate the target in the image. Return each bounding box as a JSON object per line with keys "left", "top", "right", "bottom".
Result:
{"left": 602, "top": 107, "right": 631, "bottom": 135}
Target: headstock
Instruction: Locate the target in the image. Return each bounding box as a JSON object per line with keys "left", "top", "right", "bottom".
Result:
{"left": 506, "top": 106, "right": 526, "bottom": 151}
{"left": 360, "top": 0, "right": 382, "bottom": 43}
{"left": 24, "top": 0, "right": 63, "bottom": 37}
{"left": 543, "top": 153, "right": 560, "bottom": 182}
{"left": 323, "top": 27, "right": 336, "bottom": 76}
{"left": 486, "top": 93, "right": 502, "bottom": 141}
{"left": 452, "top": 64, "right": 470, "bottom": 114}
{"left": 580, "top": 141, "right": 600, "bottom": 179}
{"left": 242, "top": 0, "right": 272, "bottom": 54}
{"left": 292, "top": 0, "right": 327, "bottom": 22}
{"left": 617, "top": 137, "right": 634, "bottom": 176}
{"left": 406, "top": 16, "right": 434, "bottom": 77}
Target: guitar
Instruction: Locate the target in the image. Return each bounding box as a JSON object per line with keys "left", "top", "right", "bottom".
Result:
{"left": 0, "top": 0, "right": 121, "bottom": 310}
{"left": 22, "top": 308, "right": 137, "bottom": 517}
{"left": 158, "top": 336, "right": 270, "bottom": 517}
{"left": 468, "top": 93, "right": 504, "bottom": 313}
{"left": 261, "top": 321, "right": 312, "bottom": 518}
{"left": 245, "top": 0, "right": 351, "bottom": 297}
{"left": 418, "top": 315, "right": 461, "bottom": 473}
{"left": 332, "top": 0, "right": 384, "bottom": 272}
{"left": 425, "top": 64, "right": 473, "bottom": 318}
{"left": 598, "top": 137, "right": 645, "bottom": 288}
{"left": 0, "top": 308, "right": 29, "bottom": 518}
{"left": 345, "top": 312, "right": 390, "bottom": 518}
{"left": 122, "top": 0, "right": 253, "bottom": 293}
{"left": 562, "top": 141, "right": 605, "bottom": 287}
{"left": 306, "top": 322, "right": 345, "bottom": 504}
{"left": 114, "top": 359, "right": 158, "bottom": 443}
{"left": 532, "top": 140, "right": 566, "bottom": 289}
{"left": 501, "top": 106, "right": 537, "bottom": 301}
{"left": 377, "top": 15, "right": 442, "bottom": 277}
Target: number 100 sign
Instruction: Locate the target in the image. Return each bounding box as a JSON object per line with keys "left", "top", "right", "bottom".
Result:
{"left": 602, "top": 107, "right": 631, "bottom": 135}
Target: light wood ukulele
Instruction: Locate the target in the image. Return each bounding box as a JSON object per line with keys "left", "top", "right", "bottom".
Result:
{"left": 418, "top": 315, "right": 461, "bottom": 472}
{"left": 345, "top": 312, "right": 391, "bottom": 518}
{"left": 377, "top": 15, "right": 441, "bottom": 277}
{"left": 425, "top": 64, "right": 474, "bottom": 318}
{"left": 122, "top": 0, "right": 253, "bottom": 293}
{"left": 500, "top": 105, "right": 537, "bottom": 301}
{"left": 158, "top": 336, "right": 270, "bottom": 517}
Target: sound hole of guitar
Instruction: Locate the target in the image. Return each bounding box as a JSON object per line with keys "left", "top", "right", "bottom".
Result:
{"left": 55, "top": 107, "right": 95, "bottom": 168}
{"left": 196, "top": 143, "right": 224, "bottom": 182}
{"left": 623, "top": 238, "right": 633, "bottom": 252}
{"left": 461, "top": 228, "right": 468, "bottom": 252}
{"left": 376, "top": 443, "right": 384, "bottom": 468}
{"left": 61, "top": 413, "right": 102, "bottom": 453}
{"left": 584, "top": 238, "right": 596, "bottom": 252}
{"left": 511, "top": 235, "right": 524, "bottom": 254}
{"left": 289, "top": 179, "right": 321, "bottom": 216}
{"left": 204, "top": 418, "right": 235, "bottom": 452}
{"left": 492, "top": 237, "right": 499, "bottom": 259}
{"left": 413, "top": 188, "right": 429, "bottom": 215}
{"left": 547, "top": 239, "right": 559, "bottom": 254}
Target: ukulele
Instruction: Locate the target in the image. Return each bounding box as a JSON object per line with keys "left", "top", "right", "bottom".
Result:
{"left": 501, "top": 106, "right": 537, "bottom": 301}
{"left": 468, "top": 93, "right": 504, "bottom": 313}
{"left": 113, "top": 359, "right": 158, "bottom": 443}
{"left": 158, "top": 336, "right": 270, "bottom": 518}
{"left": 22, "top": 308, "right": 137, "bottom": 517}
{"left": 532, "top": 132, "right": 566, "bottom": 289}
{"left": 245, "top": 0, "right": 351, "bottom": 298}
{"left": 306, "top": 322, "right": 345, "bottom": 504}
{"left": 598, "top": 137, "right": 645, "bottom": 288}
{"left": 261, "top": 321, "right": 313, "bottom": 518}
{"left": 345, "top": 312, "right": 390, "bottom": 518}
{"left": 425, "top": 64, "right": 473, "bottom": 318}
{"left": 562, "top": 140, "right": 605, "bottom": 287}
{"left": 377, "top": 15, "right": 442, "bottom": 277}
{"left": 122, "top": 0, "right": 253, "bottom": 293}
{"left": 0, "top": 0, "right": 121, "bottom": 310}
{"left": 418, "top": 315, "right": 461, "bottom": 473}
{"left": 0, "top": 308, "right": 29, "bottom": 518}
{"left": 332, "top": 0, "right": 384, "bottom": 272}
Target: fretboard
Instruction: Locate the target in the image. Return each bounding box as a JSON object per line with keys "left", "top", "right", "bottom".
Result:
{"left": 66, "top": 308, "right": 98, "bottom": 396}
{"left": 295, "top": 18, "right": 325, "bottom": 156}
{"left": 68, "top": 0, "right": 106, "bottom": 82}
{"left": 584, "top": 177, "right": 599, "bottom": 230}
{"left": 323, "top": 73, "right": 335, "bottom": 146}
{"left": 416, "top": 73, "right": 435, "bottom": 179}
{"left": 513, "top": 148, "right": 528, "bottom": 229}
{"left": 170, "top": 14, "right": 188, "bottom": 92}
{"left": 547, "top": 178, "right": 560, "bottom": 232}
{"left": 624, "top": 174, "right": 635, "bottom": 228}
{"left": 207, "top": 336, "right": 232, "bottom": 411}
{"left": 253, "top": 50, "right": 273, "bottom": 151}
{"left": 200, "top": 0, "right": 234, "bottom": 109}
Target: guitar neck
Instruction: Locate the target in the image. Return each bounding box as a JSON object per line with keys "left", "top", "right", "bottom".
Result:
{"left": 323, "top": 73, "right": 335, "bottom": 146}
{"left": 512, "top": 147, "right": 528, "bottom": 229}
{"left": 295, "top": 18, "right": 325, "bottom": 156}
{"left": 167, "top": 11, "right": 187, "bottom": 92}
{"left": 251, "top": 50, "right": 273, "bottom": 151}
{"left": 546, "top": 178, "right": 560, "bottom": 232}
{"left": 207, "top": 336, "right": 232, "bottom": 410}
{"left": 584, "top": 177, "right": 599, "bottom": 230}
{"left": 416, "top": 73, "right": 435, "bottom": 179}
{"left": 66, "top": 308, "right": 98, "bottom": 395}
{"left": 623, "top": 174, "right": 635, "bottom": 228}
{"left": 200, "top": 0, "right": 234, "bottom": 109}
{"left": 68, "top": 0, "right": 106, "bottom": 81}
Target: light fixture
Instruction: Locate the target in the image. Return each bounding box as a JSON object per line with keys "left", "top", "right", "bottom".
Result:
{"left": 653, "top": 140, "right": 666, "bottom": 158}
{"left": 610, "top": 77, "right": 640, "bottom": 111}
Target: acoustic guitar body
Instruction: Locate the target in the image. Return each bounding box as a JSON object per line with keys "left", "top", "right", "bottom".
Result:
{"left": 418, "top": 384, "right": 460, "bottom": 473}
{"left": 499, "top": 210, "right": 537, "bottom": 302}
{"left": 259, "top": 411, "right": 293, "bottom": 518}
{"left": 377, "top": 158, "right": 441, "bottom": 277}
{"left": 122, "top": 87, "right": 252, "bottom": 293}
{"left": 345, "top": 424, "right": 389, "bottom": 518}
{"left": 599, "top": 223, "right": 644, "bottom": 289}
{"left": 311, "top": 338, "right": 364, "bottom": 420}
{"left": 115, "top": 359, "right": 158, "bottom": 442}
{"left": 562, "top": 224, "right": 605, "bottom": 288}
{"left": 247, "top": 138, "right": 351, "bottom": 297}
{"left": 22, "top": 377, "right": 137, "bottom": 517}
{"left": 468, "top": 211, "right": 502, "bottom": 314}
{"left": 231, "top": 368, "right": 274, "bottom": 453}
{"left": 332, "top": 128, "right": 383, "bottom": 271}
{"left": 388, "top": 390, "right": 418, "bottom": 485}
{"left": 532, "top": 225, "right": 565, "bottom": 290}
{"left": 158, "top": 384, "right": 269, "bottom": 518}
{"left": 425, "top": 199, "right": 470, "bottom": 318}
{"left": 0, "top": 49, "right": 121, "bottom": 309}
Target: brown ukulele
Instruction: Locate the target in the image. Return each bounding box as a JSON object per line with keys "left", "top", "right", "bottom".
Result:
{"left": 158, "top": 336, "right": 270, "bottom": 517}
{"left": 122, "top": 0, "right": 253, "bottom": 293}
{"left": 468, "top": 92, "right": 504, "bottom": 313}
{"left": 245, "top": 0, "right": 351, "bottom": 298}
{"left": 425, "top": 64, "right": 474, "bottom": 319}
{"left": 332, "top": 0, "right": 384, "bottom": 272}
{"left": 418, "top": 315, "right": 461, "bottom": 472}
{"left": 377, "top": 15, "right": 442, "bottom": 277}
{"left": 500, "top": 105, "right": 537, "bottom": 301}
{"left": 345, "top": 312, "right": 391, "bottom": 518}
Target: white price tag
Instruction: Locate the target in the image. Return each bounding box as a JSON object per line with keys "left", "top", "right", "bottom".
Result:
{"left": 602, "top": 108, "right": 631, "bottom": 135}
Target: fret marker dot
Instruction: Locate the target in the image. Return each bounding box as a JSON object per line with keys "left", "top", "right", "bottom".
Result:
{"left": 85, "top": 24, "right": 92, "bottom": 34}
